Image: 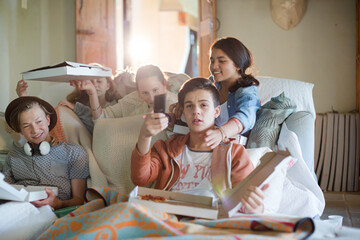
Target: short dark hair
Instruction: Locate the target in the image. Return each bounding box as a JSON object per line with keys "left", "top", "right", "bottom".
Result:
{"left": 135, "top": 64, "right": 166, "bottom": 89}
{"left": 178, "top": 77, "right": 220, "bottom": 107}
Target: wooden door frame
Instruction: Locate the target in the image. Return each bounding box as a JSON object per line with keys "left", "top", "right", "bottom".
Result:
{"left": 198, "top": 0, "right": 216, "bottom": 77}
{"left": 357, "top": 0, "right": 360, "bottom": 112}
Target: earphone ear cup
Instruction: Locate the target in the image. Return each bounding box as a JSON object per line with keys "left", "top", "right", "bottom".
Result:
{"left": 38, "top": 141, "right": 51, "bottom": 156}
{"left": 181, "top": 114, "right": 186, "bottom": 122}
{"left": 24, "top": 142, "right": 33, "bottom": 156}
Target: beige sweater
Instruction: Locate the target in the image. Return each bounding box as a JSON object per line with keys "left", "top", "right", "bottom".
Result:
{"left": 101, "top": 90, "right": 178, "bottom": 119}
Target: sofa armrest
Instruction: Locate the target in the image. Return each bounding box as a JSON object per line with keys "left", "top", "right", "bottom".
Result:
{"left": 285, "top": 111, "right": 316, "bottom": 180}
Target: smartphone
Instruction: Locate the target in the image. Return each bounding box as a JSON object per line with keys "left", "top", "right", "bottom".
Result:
{"left": 154, "top": 93, "right": 166, "bottom": 113}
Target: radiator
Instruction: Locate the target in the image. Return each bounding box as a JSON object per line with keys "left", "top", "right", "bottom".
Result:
{"left": 315, "top": 113, "right": 360, "bottom": 191}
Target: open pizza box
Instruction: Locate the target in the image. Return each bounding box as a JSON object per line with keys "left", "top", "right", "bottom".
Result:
{"left": 21, "top": 61, "right": 112, "bottom": 82}
{"left": 220, "top": 150, "right": 296, "bottom": 218}
{"left": 0, "top": 172, "right": 58, "bottom": 202}
{"left": 129, "top": 186, "right": 218, "bottom": 219}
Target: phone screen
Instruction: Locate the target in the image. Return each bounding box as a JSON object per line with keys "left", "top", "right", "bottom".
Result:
{"left": 154, "top": 93, "right": 166, "bottom": 113}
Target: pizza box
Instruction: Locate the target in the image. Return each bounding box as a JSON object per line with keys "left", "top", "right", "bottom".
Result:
{"left": 21, "top": 61, "right": 112, "bottom": 82}
{"left": 0, "top": 172, "right": 58, "bottom": 202}
{"left": 129, "top": 186, "right": 218, "bottom": 219}
{"left": 220, "top": 150, "right": 296, "bottom": 218}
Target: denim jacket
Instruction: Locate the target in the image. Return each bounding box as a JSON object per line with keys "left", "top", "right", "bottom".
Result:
{"left": 215, "top": 81, "right": 260, "bottom": 134}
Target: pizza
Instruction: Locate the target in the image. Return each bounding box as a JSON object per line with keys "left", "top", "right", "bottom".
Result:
{"left": 139, "top": 194, "right": 167, "bottom": 202}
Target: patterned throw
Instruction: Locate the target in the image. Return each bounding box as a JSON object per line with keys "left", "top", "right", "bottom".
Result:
{"left": 38, "top": 187, "right": 314, "bottom": 240}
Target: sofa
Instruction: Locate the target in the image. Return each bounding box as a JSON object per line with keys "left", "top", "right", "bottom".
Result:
{"left": 0, "top": 75, "right": 325, "bottom": 239}
{"left": 0, "top": 75, "right": 320, "bottom": 202}
{"left": 88, "top": 76, "right": 317, "bottom": 191}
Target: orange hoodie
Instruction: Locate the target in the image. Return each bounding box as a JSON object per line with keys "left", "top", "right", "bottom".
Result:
{"left": 131, "top": 134, "right": 254, "bottom": 196}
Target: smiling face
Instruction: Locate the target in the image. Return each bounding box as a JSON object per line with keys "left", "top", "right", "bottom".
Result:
{"left": 19, "top": 105, "right": 51, "bottom": 145}
{"left": 183, "top": 89, "right": 220, "bottom": 134}
{"left": 91, "top": 77, "right": 110, "bottom": 97}
{"left": 209, "top": 48, "right": 241, "bottom": 85}
{"left": 137, "top": 76, "right": 166, "bottom": 108}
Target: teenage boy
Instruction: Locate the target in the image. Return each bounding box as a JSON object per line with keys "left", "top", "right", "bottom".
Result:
{"left": 131, "top": 78, "right": 266, "bottom": 214}
{"left": 3, "top": 96, "right": 89, "bottom": 210}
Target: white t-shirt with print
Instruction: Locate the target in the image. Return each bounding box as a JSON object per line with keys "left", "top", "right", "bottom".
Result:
{"left": 171, "top": 145, "right": 218, "bottom": 204}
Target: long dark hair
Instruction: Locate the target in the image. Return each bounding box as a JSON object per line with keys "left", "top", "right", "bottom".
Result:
{"left": 210, "top": 37, "right": 259, "bottom": 92}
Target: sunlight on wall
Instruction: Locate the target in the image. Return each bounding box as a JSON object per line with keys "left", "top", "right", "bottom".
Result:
{"left": 129, "top": 36, "right": 152, "bottom": 67}
{"left": 129, "top": 0, "right": 189, "bottom": 73}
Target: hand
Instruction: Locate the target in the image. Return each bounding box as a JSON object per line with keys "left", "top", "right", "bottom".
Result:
{"left": 70, "top": 80, "right": 96, "bottom": 96}
{"left": 240, "top": 184, "right": 269, "bottom": 214}
{"left": 58, "top": 100, "right": 75, "bottom": 110}
{"left": 16, "top": 80, "right": 28, "bottom": 97}
{"left": 31, "top": 188, "right": 62, "bottom": 210}
{"left": 169, "top": 103, "right": 183, "bottom": 120}
{"left": 166, "top": 112, "right": 175, "bottom": 130}
{"left": 140, "top": 112, "right": 169, "bottom": 138}
{"left": 204, "top": 128, "right": 223, "bottom": 149}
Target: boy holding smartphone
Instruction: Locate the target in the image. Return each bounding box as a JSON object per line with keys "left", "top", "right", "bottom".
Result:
{"left": 131, "top": 78, "right": 267, "bottom": 214}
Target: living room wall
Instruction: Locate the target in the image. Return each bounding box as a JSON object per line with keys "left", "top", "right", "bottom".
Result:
{"left": 216, "top": 0, "right": 356, "bottom": 114}
{"left": 0, "top": 0, "right": 76, "bottom": 111}
{"left": 0, "top": 0, "right": 356, "bottom": 114}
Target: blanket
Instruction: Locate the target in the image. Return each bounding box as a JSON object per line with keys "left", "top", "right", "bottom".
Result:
{"left": 38, "top": 187, "right": 315, "bottom": 240}
{"left": 55, "top": 106, "right": 108, "bottom": 188}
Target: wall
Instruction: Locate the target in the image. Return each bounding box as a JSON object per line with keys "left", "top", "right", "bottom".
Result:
{"left": 216, "top": 0, "right": 356, "bottom": 114}
{"left": 0, "top": 0, "right": 355, "bottom": 114}
{"left": 0, "top": 0, "right": 76, "bottom": 112}
{"left": 130, "top": 0, "right": 189, "bottom": 72}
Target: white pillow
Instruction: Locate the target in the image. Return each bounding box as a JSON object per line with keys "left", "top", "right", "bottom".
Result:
{"left": 245, "top": 147, "right": 272, "bottom": 167}
{"left": 256, "top": 76, "right": 315, "bottom": 119}
{"left": 277, "top": 122, "right": 325, "bottom": 217}
{"left": 165, "top": 72, "right": 190, "bottom": 94}
{"left": 0, "top": 202, "right": 56, "bottom": 239}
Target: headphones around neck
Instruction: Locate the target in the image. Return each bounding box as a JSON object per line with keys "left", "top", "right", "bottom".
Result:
{"left": 24, "top": 141, "right": 51, "bottom": 156}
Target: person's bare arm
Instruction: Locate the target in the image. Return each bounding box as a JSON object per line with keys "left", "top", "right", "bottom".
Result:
{"left": 137, "top": 112, "right": 169, "bottom": 155}
{"left": 16, "top": 80, "right": 28, "bottom": 97}
{"left": 31, "top": 178, "right": 87, "bottom": 210}
{"left": 70, "top": 80, "right": 102, "bottom": 120}
{"left": 58, "top": 100, "right": 75, "bottom": 110}
{"left": 204, "top": 119, "right": 243, "bottom": 149}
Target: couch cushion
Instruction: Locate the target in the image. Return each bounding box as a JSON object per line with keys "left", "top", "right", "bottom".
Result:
{"left": 92, "top": 115, "right": 168, "bottom": 194}
{"left": 165, "top": 72, "right": 190, "bottom": 94}
{"left": 0, "top": 115, "right": 14, "bottom": 152}
{"left": 246, "top": 92, "right": 296, "bottom": 150}
{"left": 256, "top": 76, "right": 315, "bottom": 119}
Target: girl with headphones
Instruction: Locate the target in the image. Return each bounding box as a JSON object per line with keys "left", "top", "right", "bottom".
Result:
{"left": 3, "top": 96, "right": 89, "bottom": 210}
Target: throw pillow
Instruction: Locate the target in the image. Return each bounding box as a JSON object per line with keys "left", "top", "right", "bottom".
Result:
{"left": 246, "top": 147, "right": 272, "bottom": 168}
{"left": 246, "top": 92, "right": 296, "bottom": 151}
{"left": 165, "top": 72, "right": 190, "bottom": 94}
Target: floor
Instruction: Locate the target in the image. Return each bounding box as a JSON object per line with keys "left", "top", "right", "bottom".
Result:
{"left": 321, "top": 191, "right": 360, "bottom": 228}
